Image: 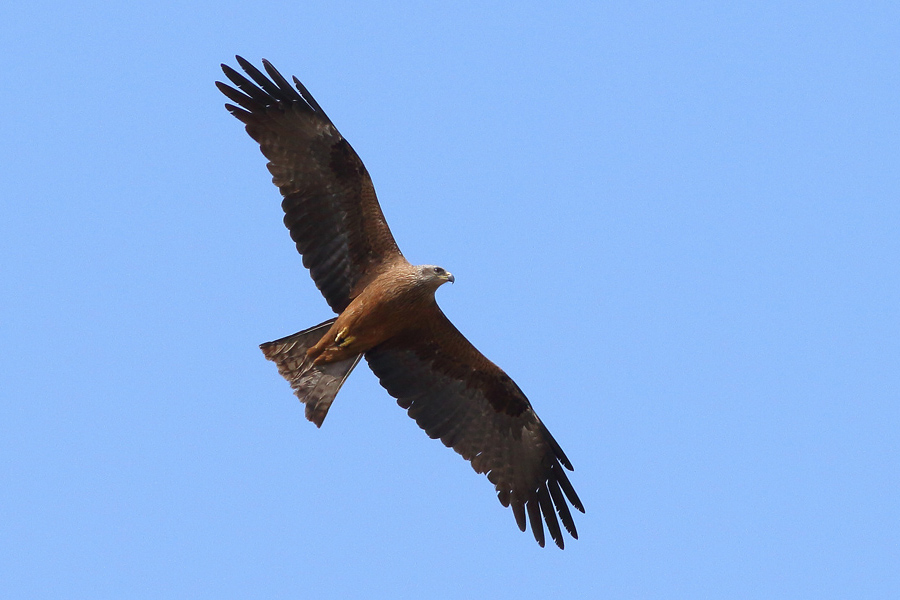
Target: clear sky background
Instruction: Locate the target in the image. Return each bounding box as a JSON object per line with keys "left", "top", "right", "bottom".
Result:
{"left": 2, "top": 1, "right": 898, "bottom": 598}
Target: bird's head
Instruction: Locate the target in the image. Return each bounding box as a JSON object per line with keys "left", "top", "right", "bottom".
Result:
{"left": 417, "top": 264, "right": 455, "bottom": 290}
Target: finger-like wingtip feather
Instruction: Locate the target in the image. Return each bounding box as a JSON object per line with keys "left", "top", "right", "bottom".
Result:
{"left": 262, "top": 59, "right": 304, "bottom": 102}
{"left": 292, "top": 75, "right": 326, "bottom": 115}
{"left": 511, "top": 499, "right": 527, "bottom": 533}
{"left": 216, "top": 81, "right": 258, "bottom": 112}
{"left": 222, "top": 103, "right": 253, "bottom": 124}
{"left": 222, "top": 64, "right": 278, "bottom": 106}
{"left": 526, "top": 499, "right": 546, "bottom": 548}
{"left": 548, "top": 477, "right": 578, "bottom": 539}
{"left": 234, "top": 56, "right": 285, "bottom": 100}
{"left": 538, "top": 486, "right": 564, "bottom": 549}
{"left": 541, "top": 423, "right": 574, "bottom": 471}
{"left": 555, "top": 464, "right": 585, "bottom": 513}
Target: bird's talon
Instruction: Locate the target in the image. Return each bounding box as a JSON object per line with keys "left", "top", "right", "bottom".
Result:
{"left": 335, "top": 327, "right": 355, "bottom": 348}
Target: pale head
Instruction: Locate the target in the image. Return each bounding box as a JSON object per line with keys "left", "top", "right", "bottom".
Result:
{"left": 415, "top": 264, "right": 455, "bottom": 290}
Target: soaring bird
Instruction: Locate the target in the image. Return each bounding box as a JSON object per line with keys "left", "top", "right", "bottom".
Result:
{"left": 217, "top": 57, "right": 583, "bottom": 548}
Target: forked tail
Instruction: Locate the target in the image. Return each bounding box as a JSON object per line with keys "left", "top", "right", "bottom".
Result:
{"left": 260, "top": 318, "right": 362, "bottom": 427}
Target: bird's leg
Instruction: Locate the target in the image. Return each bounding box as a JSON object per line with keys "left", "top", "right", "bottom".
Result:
{"left": 334, "top": 326, "right": 356, "bottom": 348}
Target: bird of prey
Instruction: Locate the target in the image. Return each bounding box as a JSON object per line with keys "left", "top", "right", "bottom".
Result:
{"left": 217, "top": 57, "right": 583, "bottom": 548}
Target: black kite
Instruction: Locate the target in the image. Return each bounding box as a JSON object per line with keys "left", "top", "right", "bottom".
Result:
{"left": 217, "top": 57, "right": 583, "bottom": 548}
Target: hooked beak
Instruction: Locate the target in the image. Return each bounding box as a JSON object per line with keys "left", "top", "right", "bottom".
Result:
{"left": 446, "top": 272, "right": 455, "bottom": 284}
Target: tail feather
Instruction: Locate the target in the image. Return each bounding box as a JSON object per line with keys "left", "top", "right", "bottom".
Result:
{"left": 260, "top": 319, "right": 362, "bottom": 427}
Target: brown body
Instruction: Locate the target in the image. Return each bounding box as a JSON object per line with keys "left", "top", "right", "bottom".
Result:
{"left": 309, "top": 260, "right": 434, "bottom": 363}
{"left": 218, "top": 57, "right": 583, "bottom": 548}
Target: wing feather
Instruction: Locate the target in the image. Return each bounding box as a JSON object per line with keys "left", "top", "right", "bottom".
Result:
{"left": 218, "top": 57, "right": 403, "bottom": 313}
{"left": 365, "top": 304, "right": 583, "bottom": 549}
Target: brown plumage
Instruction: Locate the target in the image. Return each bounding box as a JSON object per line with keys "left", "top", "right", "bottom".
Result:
{"left": 217, "top": 57, "right": 583, "bottom": 548}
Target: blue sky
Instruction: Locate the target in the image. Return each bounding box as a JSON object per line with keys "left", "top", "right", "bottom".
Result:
{"left": 2, "top": 1, "right": 898, "bottom": 598}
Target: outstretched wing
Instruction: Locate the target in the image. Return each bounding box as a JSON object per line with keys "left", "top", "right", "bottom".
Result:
{"left": 217, "top": 57, "right": 404, "bottom": 313}
{"left": 364, "top": 304, "right": 584, "bottom": 548}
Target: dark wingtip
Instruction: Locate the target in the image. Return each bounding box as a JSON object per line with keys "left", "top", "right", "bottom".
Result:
{"left": 526, "top": 500, "right": 545, "bottom": 547}
{"left": 538, "top": 486, "right": 563, "bottom": 549}
{"left": 555, "top": 464, "right": 584, "bottom": 513}
{"left": 541, "top": 423, "right": 575, "bottom": 471}
{"left": 512, "top": 500, "right": 527, "bottom": 532}
{"left": 214, "top": 80, "right": 233, "bottom": 96}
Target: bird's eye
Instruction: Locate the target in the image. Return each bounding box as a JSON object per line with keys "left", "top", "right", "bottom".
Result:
{"left": 433, "top": 267, "right": 444, "bottom": 274}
